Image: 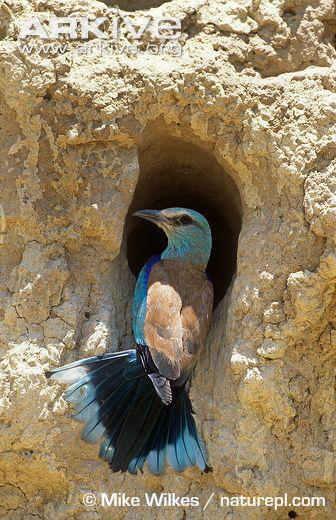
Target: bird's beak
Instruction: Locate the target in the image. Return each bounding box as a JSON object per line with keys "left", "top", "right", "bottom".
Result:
{"left": 133, "top": 209, "right": 169, "bottom": 228}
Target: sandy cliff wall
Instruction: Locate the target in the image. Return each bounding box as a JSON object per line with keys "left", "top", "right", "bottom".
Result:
{"left": 0, "top": 0, "right": 336, "bottom": 518}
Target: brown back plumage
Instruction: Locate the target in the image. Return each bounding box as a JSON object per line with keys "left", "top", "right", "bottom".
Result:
{"left": 144, "top": 259, "right": 213, "bottom": 383}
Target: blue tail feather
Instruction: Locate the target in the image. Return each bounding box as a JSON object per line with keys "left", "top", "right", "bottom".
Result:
{"left": 146, "top": 407, "right": 169, "bottom": 474}
{"left": 46, "top": 349, "right": 210, "bottom": 474}
{"left": 64, "top": 360, "right": 128, "bottom": 403}
{"left": 80, "top": 380, "right": 136, "bottom": 443}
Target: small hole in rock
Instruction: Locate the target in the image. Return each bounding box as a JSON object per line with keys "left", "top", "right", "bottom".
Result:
{"left": 84, "top": 312, "right": 90, "bottom": 319}
{"left": 288, "top": 511, "right": 298, "bottom": 519}
{"left": 283, "top": 8, "right": 301, "bottom": 34}
{"left": 283, "top": 8, "right": 296, "bottom": 17}
{"left": 102, "top": 0, "right": 171, "bottom": 11}
{"left": 126, "top": 126, "right": 242, "bottom": 308}
{"left": 23, "top": 450, "right": 34, "bottom": 457}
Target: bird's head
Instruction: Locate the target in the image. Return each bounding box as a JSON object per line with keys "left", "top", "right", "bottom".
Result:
{"left": 133, "top": 207, "right": 212, "bottom": 267}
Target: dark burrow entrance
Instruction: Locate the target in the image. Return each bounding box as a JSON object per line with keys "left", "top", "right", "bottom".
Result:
{"left": 126, "top": 132, "right": 242, "bottom": 307}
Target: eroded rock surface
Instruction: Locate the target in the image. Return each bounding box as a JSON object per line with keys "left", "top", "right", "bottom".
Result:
{"left": 0, "top": 0, "right": 336, "bottom": 518}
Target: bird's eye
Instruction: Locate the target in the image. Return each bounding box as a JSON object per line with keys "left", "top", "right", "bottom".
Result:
{"left": 178, "top": 215, "right": 193, "bottom": 226}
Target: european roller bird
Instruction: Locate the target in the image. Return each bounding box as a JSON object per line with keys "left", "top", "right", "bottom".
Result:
{"left": 46, "top": 207, "right": 214, "bottom": 474}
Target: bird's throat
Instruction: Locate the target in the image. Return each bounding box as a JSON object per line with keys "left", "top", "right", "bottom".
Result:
{"left": 161, "top": 240, "right": 210, "bottom": 268}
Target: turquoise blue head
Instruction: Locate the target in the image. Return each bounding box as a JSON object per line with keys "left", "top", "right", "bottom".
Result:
{"left": 133, "top": 207, "right": 212, "bottom": 267}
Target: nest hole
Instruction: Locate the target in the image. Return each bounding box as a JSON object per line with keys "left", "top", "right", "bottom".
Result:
{"left": 126, "top": 131, "right": 242, "bottom": 307}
